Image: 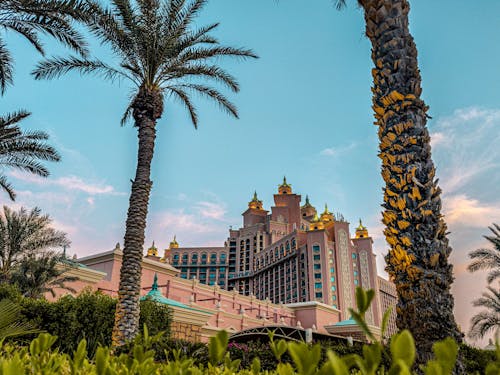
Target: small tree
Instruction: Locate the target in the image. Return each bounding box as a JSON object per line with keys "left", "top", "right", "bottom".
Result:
{"left": 0, "top": 206, "right": 69, "bottom": 281}
{"left": 468, "top": 224, "right": 500, "bottom": 283}
{"left": 10, "top": 251, "right": 78, "bottom": 298}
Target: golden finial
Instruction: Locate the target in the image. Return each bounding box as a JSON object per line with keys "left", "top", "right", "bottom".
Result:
{"left": 147, "top": 241, "right": 158, "bottom": 256}
{"left": 248, "top": 191, "right": 263, "bottom": 209}
{"left": 355, "top": 219, "right": 369, "bottom": 238}
{"left": 278, "top": 176, "right": 292, "bottom": 194}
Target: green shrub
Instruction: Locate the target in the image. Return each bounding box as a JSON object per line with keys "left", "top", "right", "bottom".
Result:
{"left": 0, "top": 289, "right": 171, "bottom": 358}
{"left": 460, "top": 343, "right": 497, "bottom": 374}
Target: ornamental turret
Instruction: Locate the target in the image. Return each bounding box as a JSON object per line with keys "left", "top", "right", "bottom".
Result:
{"left": 320, "top": 203, "right": 334, "bottom": 223}
{"left": 301, "top": 195, "right": 317, "bottom": 219}
{"left": 278, "top": 176, "right": 292, "bottom": 195}
{"left": 161, "top": 235, "right": 179, "bottom": 263}
{"left": 248, "top": 191, "right": 264, "bottom": 210}
{"left": 355, "top": 219, "right": 369, "bottom": 238}
{"left": 309, "top": 213, "right": 325, "bottom": 231}
{"left": 147, "top": 241, "right": 158, "bottom": 257}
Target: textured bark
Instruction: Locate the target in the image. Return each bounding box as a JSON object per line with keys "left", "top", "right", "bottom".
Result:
{"left": 359, "top": 0, "right": 463, "bottom": 367}
{"left": 111, "top": 86, "right": 163, "bottom": 347}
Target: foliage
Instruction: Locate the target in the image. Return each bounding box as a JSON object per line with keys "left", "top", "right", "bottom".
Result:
{"left": 10, "top": 251, "right": 78, "bottom": 298}
{"left": 0, "top": 299, "right": 40, "bottom": 345}
{"left": 460, "top": 343, "right": 497, "bottom": 374}
{"left": 0, "top": 112, "right": 61, "bottom": 200}
{"left": 5, "top": 290, "right": 171, "bottom": 358}
{"left": 467, "top": 224, "right": 500, "bottom": 340}
{"left": 0, "top": 206, "right": 69, "bottom": 281}
{"left": 469, "top": 286, "right": 500, "bottom": 340}
{"left": 0, "top": 0, "right": 92, "bottom": 94}
{"left": 1, "top": 287, "right": 499, "bottom": 374}
{"left": 468, "top": 223, "right": 500, "bottom": 284}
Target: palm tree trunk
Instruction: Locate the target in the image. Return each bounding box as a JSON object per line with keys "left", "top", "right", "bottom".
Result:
{"left": 111, "top": 86, "right": 163, "bottom": 347}
{"left": 359, "top": 0, "right": 463, "bottom": 367}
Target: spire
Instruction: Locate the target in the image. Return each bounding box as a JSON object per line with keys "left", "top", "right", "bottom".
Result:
{"left": 278, "top": 176, "right": 292, "bottom": 194}
{"left": 320, "top": 203, "right": 334, "bottom": 223}
{"left": 147, "top": 241, "right": 158, "bottom": 256}
{"left": 152, "top": 273, "right": 159, "bottom": 291}
{"left": 248, "top": 190, "right": 263, "bottom": 210}
{"left": 309, "top": 212, "right": 325, "bottom": 231}
{"left": 169, "top": 235, "right": 179, "bottom": 249}
{"left": 355, "top": 219, "right": 369, "bottom": 238}
{"left": 306, "top": 195, "right": 310, "bottom": 205}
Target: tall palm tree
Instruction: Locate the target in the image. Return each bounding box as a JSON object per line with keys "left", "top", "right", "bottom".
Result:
{"left": 33, "top": 0, "right": 257, "bottom": 346}
{"left": 468, "top": 224, "right": 500, "bottom": 284}
{"left": 469, "top": 286, "right": 500, "bottom": 340}
{"left": 0, "top": 206, "right": 69, "bottom": 281}
{"left": 10, "top": 251, "right": 78, "bottom": 298}
{"left": 0, "top": 0, "right": 92, "bottom": 93}
{"left": 0, "top": 111, "right": 61, "bottom": 200}
{"left": 333, "top": 0, "right": 462, "bottom": 364}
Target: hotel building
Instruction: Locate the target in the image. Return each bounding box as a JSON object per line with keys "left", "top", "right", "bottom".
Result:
{"left": 153, "top": 178, "right": 382, "bottom": 326}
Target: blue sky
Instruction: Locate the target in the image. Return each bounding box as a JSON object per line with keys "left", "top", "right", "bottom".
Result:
{"left": 2, "top": 0, "right": 500, "bottom": 344}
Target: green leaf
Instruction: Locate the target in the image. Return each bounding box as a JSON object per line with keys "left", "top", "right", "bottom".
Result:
{"left": 287, "top": 342, "right": 321, "bottom": 375}
{"left": 390, "top": 330, "right": 415, "bottom": 368}
{"left": 319, "top": 350, "right": 349, "bottom": 375}
{"left": 381, "top": 306, "right": 393, "bottom": 339}
{"left": 251, "top": 357, "right": 261, "bottom": 375}
{"left": 208, "top": 330, "right": 228, "bottom": 365}
{"left": 432, "top": 337, "right": 458, "bottom": 374}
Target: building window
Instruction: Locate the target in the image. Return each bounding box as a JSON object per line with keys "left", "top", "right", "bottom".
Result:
{"left": 332, "top": 295, "right": 336, "bottom": 300}
{"left": 210, "top": 253, "right": 217, "bottom": 264}
{"left": 314, "top": 273, "right": 321, "bottom": 279}
{"left": 354, "top": 279, "right": 359, "bottom": 285}
{"left": 354, "top": 270, "right": 358, "bottom": 276}
{"left": 330, "top": 276, "right": 335, "bottom": 282}
{"left": 352, "top": 253, "right": 357, "bottom": 259}
{"left": 314, "top": 264, "right": 321, "bottom": 270}
{"left": 330, "top": 267, "right": 335, "bottom": 273}
{"left": 314, "top": 282, "right": 322, "bottom": 289}
{"left": 191, "top": 253, "right": 198, "bottom": 264}
{"left": 315, "top": 292, "right": 323, "bottom": 298}
{"left": 220, "top": 253, "right": 226, "bottom": 264}
{"left": 333, "top": 304, "right": 337, "bottom": 309}
{"left": 313, "top": 245, "right": 320, "bottom": 253}
{"left": 331, "top": 286, "right": 336, "bottom": 291}
{"left": 201, "top": 253, "right": 207, "bottom": 265}
{"left": 313, "top": 254, "right": 321, "bottom": 261}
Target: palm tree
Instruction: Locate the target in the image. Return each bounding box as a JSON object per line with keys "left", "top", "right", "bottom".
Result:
{"left": 0, "top": 0, "right": 93, "bottom": 93}
{"left": 469, "top": 286, "right": 500, "bottom": 340}
{"left": 468, "top": 224, "right": 500, "bottom": 284}
{"left": 333, "top": 0, "right": 462, "bottom": 364}
{"left": 10, "top": 251, "right": 78, "bottom": 298}
{"left": 32, "top": 0, "right": 257, "bottom": 346}
{"left": 0, "top": 299, "right": 41, "bottom": 346}
{"left": 0, "top": 111, "right": 61, "bottom": 200}
{"left": 0, "top": 206, "right": 69, "bottom": 281}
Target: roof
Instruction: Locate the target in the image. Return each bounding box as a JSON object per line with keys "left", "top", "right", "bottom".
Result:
{"left": 140, "top": 273, "right": 196, "bottom": 310}
{"left": 334, "top": 317, "right": 357, "bottom": 327}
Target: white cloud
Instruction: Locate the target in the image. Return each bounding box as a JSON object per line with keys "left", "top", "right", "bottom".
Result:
{"left": 9, "top": 170, "right": 121, "bottom": 196}
{"left": 195, "top": 201, "right": 227, "bottom": 220}
{"left": 443, "top": 194, "right": 500, "bottom": 227}
{"left": 320, "top": 142, "right": 357, "bottom": 157}
{"left": 431, "top": 107, "right": 500, "bottom": 194}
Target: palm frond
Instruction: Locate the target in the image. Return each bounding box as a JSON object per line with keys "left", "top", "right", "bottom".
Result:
{"left": 0, "top": 175, "right": 16, "bottom": 201}
{"left": 32, "top": 56, "right": 131, "bottom": 81}
{"left": 167, "top": 86, "right": 198, "bottom": 126}
{"left": 169, "top": 83, "right": 238, "bottom": 118}
{"left": 0, "top": 299, "right": 40, "bottom": 345}
{"left": 0, "top": 39, "right": 14, "bottom": 95}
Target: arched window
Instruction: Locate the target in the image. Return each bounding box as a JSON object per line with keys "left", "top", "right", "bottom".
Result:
{"left": 172, "top": 253, "right": 179, "bottom": 265}
{"left": 191, "top": 252, "right": 198, "bottom": 265}
{"left": 220, "top": 252, "right": 226, "bottom": 264}
{"left": 280, "top": 245, "right": 284, "bottom": 258}
{"left": 201, "top": 252, "right": 207, "bottom": 265}
{"left": 291, "top": 238, "right": 296, "bottom": 250}
{"left": 182, "top": 253, "right": 188, "bottom": 265}
{"left": 275, "top": 248, "right": 279, "bottom": 259}
{"left": 210, "top": 253, "right": 217, "bottom": 265}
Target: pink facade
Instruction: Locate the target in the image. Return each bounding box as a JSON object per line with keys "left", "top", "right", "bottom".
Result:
{"left": 54, "top": 178, "right": 397, "bottom": 341}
